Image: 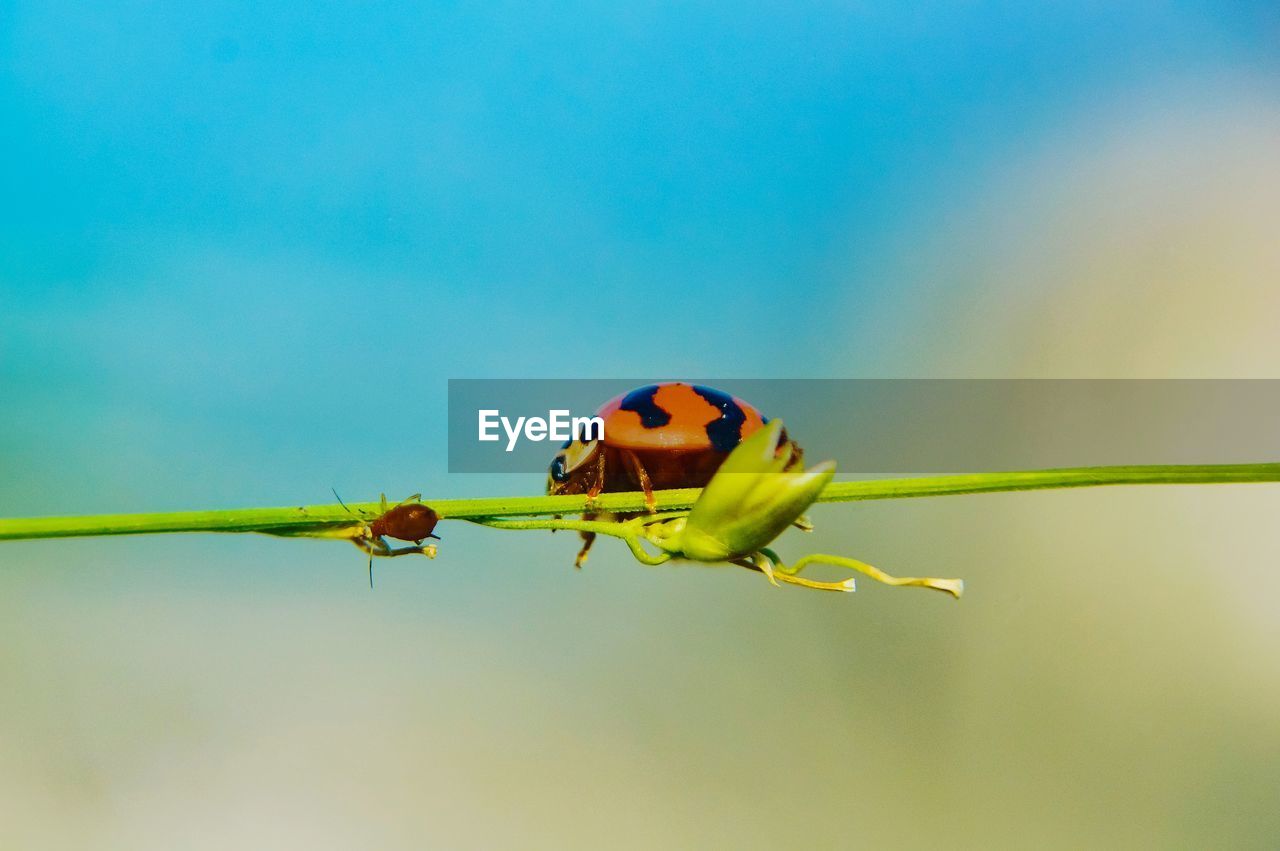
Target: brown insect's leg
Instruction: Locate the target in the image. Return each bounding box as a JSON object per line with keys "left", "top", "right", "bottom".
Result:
{"left": 350, "top": 535, "right": 432, "bottom": 559}
{"left": 620, "top": 448, "right": 656, "bottom": 512}
{"left": 349, "top": 534, "right": 438, "bottom": 588}
{"left": 377, "top": 543, "right": 436, "bottom": 557}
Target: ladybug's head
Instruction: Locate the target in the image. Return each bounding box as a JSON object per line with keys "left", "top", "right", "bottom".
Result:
{"left": 546, "top": 437, "right": 601, "bottom": 495}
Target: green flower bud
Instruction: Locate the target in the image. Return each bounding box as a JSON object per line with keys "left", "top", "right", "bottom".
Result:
{"left": 659, "top": 420, "right": 835, "bottom": 562}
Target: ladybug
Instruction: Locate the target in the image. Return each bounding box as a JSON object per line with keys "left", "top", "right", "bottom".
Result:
{"left": 547, "top": 382, "right": 802, "bottom": 565}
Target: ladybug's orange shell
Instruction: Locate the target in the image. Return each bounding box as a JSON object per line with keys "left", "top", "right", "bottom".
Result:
{"left": 597, "top": 382, "right": 767, "bottom": 452}
{"left": 546, "top": 382, "right": 802, "bottom": 497}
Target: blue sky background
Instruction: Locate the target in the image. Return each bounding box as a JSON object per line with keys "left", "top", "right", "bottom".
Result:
{"left": 4, "top": 0, "right": 1278, "bottom": 513}
{"left": 3, "top": 3, "right": 1280, "bottom": 848}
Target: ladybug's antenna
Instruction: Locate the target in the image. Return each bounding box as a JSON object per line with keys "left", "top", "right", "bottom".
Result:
{"left": 368, "top": 551, "right": 375, "bottom": 590}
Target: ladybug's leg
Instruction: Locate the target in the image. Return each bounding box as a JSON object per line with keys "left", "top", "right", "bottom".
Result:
{"left": 574, "top": 508, "right": 619, "bottom": 568}
{"left": 583, "top": 449, "right": 608, "bottom": 506}
{"left": 575, "top": 452, "right": 610, "bottom": 566}
{"left": 619, "top": 449, "right": 656, "bottom": 512}
{"left": 574, "top": 532, "right": 596, "bottom": 568}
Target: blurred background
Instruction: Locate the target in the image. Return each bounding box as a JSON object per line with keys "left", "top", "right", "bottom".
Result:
{"left": 2, "top": 2, "right": 1279, "bottom": 848}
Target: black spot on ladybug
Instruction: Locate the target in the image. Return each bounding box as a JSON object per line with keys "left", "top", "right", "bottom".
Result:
{"left": 561, "top": 438, "right": 573, "bottom": 449}
{"left": 692, "top": 384, "right": 746, "bottom": 452}
{"left": 620, "top": 384, "right": 671, "bottom": 429}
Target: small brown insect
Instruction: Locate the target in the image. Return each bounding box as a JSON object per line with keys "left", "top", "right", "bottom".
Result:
{"left": 370, "top": 500, "right": 440, "bottom": 542}
{"left": 333, "top": 491, "right": 440, "bottom": 587}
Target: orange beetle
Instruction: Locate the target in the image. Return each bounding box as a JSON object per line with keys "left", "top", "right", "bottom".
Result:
{"left": 547, "top": 382, "right": 802, "bottom": 565}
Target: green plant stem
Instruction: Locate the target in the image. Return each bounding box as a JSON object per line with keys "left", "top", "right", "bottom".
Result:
{"left": 0, "top": 463, "right": 1277, "bottom": 543}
